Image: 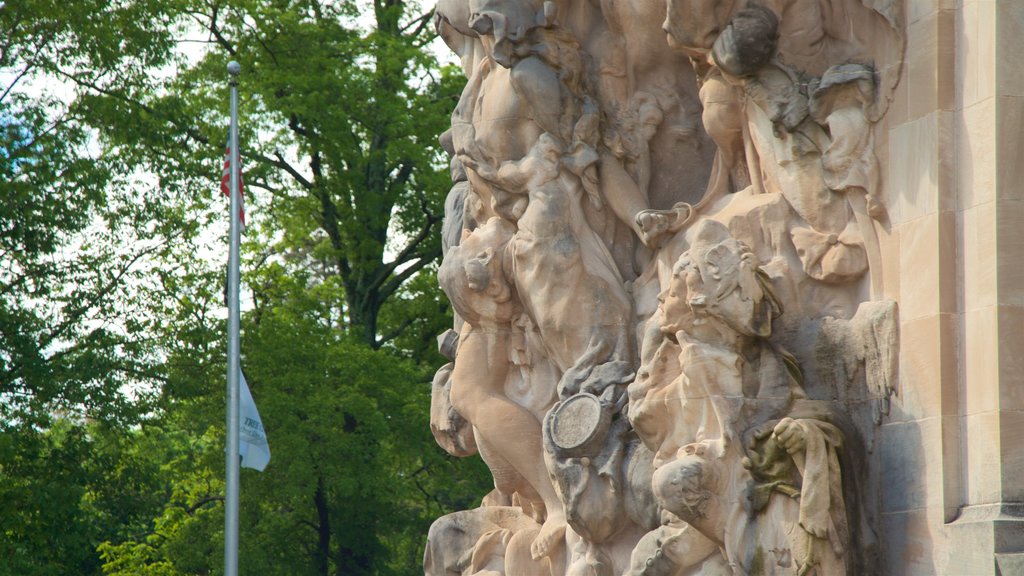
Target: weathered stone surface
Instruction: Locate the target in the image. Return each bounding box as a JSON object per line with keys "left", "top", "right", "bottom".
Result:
{"left": 423, "top": 0, "right": 1024, "bottom": 573}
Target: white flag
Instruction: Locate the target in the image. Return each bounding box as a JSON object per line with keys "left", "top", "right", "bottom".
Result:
{"left": 239, "top": 371, "right": 270, "bottom": 471}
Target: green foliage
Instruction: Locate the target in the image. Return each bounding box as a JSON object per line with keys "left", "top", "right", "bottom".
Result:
{"left": 101, "top": 288, "right": 489, "bottom": 575}
{"left": 0, "top": 0, "right": 491, "bottom": 573}
{"left": 0, "top": 421, "right": 98, "bottom": 576}
{"left": 62, "top": 0, "right": 465, "bottom": 350}
{"left": 0, "top": 5, "right": 188, "bottom": 572}
{"left": 0, "top": 420, "right": 184, "bottom": 576}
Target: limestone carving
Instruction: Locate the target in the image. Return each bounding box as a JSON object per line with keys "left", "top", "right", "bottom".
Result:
{"left": 427, "top": 0, "right": 904, "bottom": 573}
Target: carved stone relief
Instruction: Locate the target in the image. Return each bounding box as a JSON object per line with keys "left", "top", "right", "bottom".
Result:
{"left": 427, "top": 0, "right": 904, "bottom": 573}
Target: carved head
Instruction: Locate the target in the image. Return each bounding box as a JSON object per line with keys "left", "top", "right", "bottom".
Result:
{"left": 438, "top": 217, "right": 517, "bottom": 324}
{"left": 435, "top": 0, "right": 476, "bottom": 37}
{"left": 535, "top": 132, "right": 562, "bottom": 163}
{"left": 661, "top": 220, "right": 780, "bottom": 340}
{"left": 710, "top": 3, "right": 779, "bottom": 77}
{"left": 626, "top": 527, "right": 690, "bottom": 576}
{"left": 435, "top": 0, "right": 478, "bottom": 57}
{"left": 809, "top": 63, "right": 877, "bottom": 123}
{"left": 651, "top": 454, "right": 716, "bottom": 522}
{"left": 449, "top": 156, "right": 467, "bottom": 183}
{"left": 467, "top": 0, "right": 544, "bottom": 67}
{"left": 460, "top": 227, "right": 512, "bottom": 301}
{"left": 663, "top": 0, "right": 738, "bottom": 54}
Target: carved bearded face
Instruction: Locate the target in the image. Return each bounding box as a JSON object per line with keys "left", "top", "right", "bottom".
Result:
{"left": 663, "top": 0, "right": 738, "bottom": 53}
{"left": 660, "top": 223, "right": 778, "bottom": 341}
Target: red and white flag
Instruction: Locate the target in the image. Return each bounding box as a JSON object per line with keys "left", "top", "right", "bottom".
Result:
{"left": 220, "top": 139, "right": 246, "bottom": 226}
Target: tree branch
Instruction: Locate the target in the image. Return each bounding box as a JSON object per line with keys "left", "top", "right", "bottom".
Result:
{"left": 40, "top": 235, "right": 176, "bottom": 352}
{"left": 205, "top": 3, "right": 238, "bottom": 56}
{"left": 400, "top": 9, "right": 435, "bottom": 36}
{"left": 375, "top": 317, "right": 414, "bottom": 347}
{"left": 378, "top": 251, "right": 437, "bottom": 304}
{"left": 0, "top": 11, "right": 29, "bottom": 66}
{"left": 385, "top": 159, "right": 415, "bottom": 197}
{"left": 271, "top": 150, "right": 314, "bottom": 189}
{"left": 288, "top": 113, "right": 309, "bottom": 138}
{"left": 368, "top": 210, "right": 437, "bottom": 295}
{"left": 0, "top": 61, "right": 34, "bottom": 105}
{"left": 55, "top": 68, "right": 211, "bottom": 147}
{"left": 185, "top": 494, "right": 224, "bottom": 515}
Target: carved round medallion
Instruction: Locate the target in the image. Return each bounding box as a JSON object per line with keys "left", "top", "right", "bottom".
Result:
{"left": 548, "top": 392, "right": 610, "bottom": 457}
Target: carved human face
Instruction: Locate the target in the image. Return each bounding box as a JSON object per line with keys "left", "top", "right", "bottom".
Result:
{"left": 660, "top": 257, "right": 702, "bottom": 336}
{"left": 661, "top": 239, "right": 773, "bottom": 342}
{"left": 695, "top": 242, "right": 769, "bottom": 339}
{"left": 663, "top": 0, "right": 738, "bottom": 53}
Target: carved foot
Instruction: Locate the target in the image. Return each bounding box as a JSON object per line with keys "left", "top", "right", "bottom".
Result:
{"left": 679, "top": 441, "right": 709, "bottom": 458}
{"left": 530, "top": 513, "right": 567, "bottom": 560}
{"left": 636, "top": 203, "right": 692, "bottom": 248}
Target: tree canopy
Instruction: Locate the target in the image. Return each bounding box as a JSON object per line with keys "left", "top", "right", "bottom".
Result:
{"left": 0, "top": 1, "right": 489, "bottom": 574}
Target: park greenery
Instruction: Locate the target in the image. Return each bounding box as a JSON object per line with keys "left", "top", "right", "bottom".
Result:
{"left": 0, "top": 0, "right": 491, "bottom": 574}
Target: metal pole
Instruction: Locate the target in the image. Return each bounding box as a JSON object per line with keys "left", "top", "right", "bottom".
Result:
{"left": 225, "top": 59, "right": 242, "bottom": 576}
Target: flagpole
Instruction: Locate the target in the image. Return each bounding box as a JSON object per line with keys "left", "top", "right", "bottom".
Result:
{"left": 225, "top": 59, "right": 242, "bottom": 576}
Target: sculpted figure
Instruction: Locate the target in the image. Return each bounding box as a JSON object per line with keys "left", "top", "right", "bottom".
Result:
{"left": 629, "top": 220, "right": 793, "bottom": 464}
{"left": 452, "top": 3, "right": 637, "bottom": 400}
{"left": 653, "top": 1, "right": 902, "bottom": 303}
{"left": 424, "top": 506, "right": 552, "bottom": 576}
{"left": 426, "top": 0, "right": 904, "bottom": 572}
{"left": 541, "top": 388, "right": 661, "bottom": 576}
{"left": 663, "top": 0, "right": 902, "bottom": 96}
{"left": 439, "top": 217, "right": 567, "bottom": 562}
{"left": 439, "top": 130, "right": 477, "bottom": 258}
{"left": 713, "top": 8, "right": 886, "bottom": 295}
{"left": 584, "top": 0, "right": 713, "bottom": 249}
{"left": 430, "top": 329, "right": 479, "bottom": 457}
{"left": 808, "top": 64, "right": 887, "bottom": 295}
{"left": 450, "top": 17, "right": 598, "bottom": 226}
{"left": 628, "top": 221, "right": 852, "bottom": 575}
{"left": 625, "top": 523, "right": 728, "bottom": 576}
{"left": 463, "top": 134, "right": 634, "bottom": 403}
{"left": 449, "top": 5, "right": 653, "bottom": 562}
{"left": 435, "top": 0, "right": 487, "bottom": 75}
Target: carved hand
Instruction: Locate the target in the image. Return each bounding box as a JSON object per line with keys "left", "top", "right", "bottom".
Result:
{"left": 772, "top": 417, "right": 807, "bottom": 454}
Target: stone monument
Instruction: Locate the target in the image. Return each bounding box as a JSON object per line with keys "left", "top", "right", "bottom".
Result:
{"left": 425, "top": 0, "right": 1024, "bottom": 573}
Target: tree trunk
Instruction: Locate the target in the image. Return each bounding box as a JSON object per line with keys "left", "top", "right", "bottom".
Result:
{"left": 313, "top": 475, "right": 331, "bottom": 576}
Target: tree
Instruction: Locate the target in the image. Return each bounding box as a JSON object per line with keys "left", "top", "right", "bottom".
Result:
{"left": 63, "top": 0, "right": 463, "bottom": 351}
{"left": 0, "top": 415, "right": 190, "bottom": 576}
{"left": 0, "top": 0, "right": 178, "bottom": 429}
{"left": 0, "top": 4, "right": 187, "bottom": 572}
{"left": 1, "top": 0, "right": 491, "bottom": 572}
{"left": 100, "top": 265, "right": 490, "bottom": 575}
